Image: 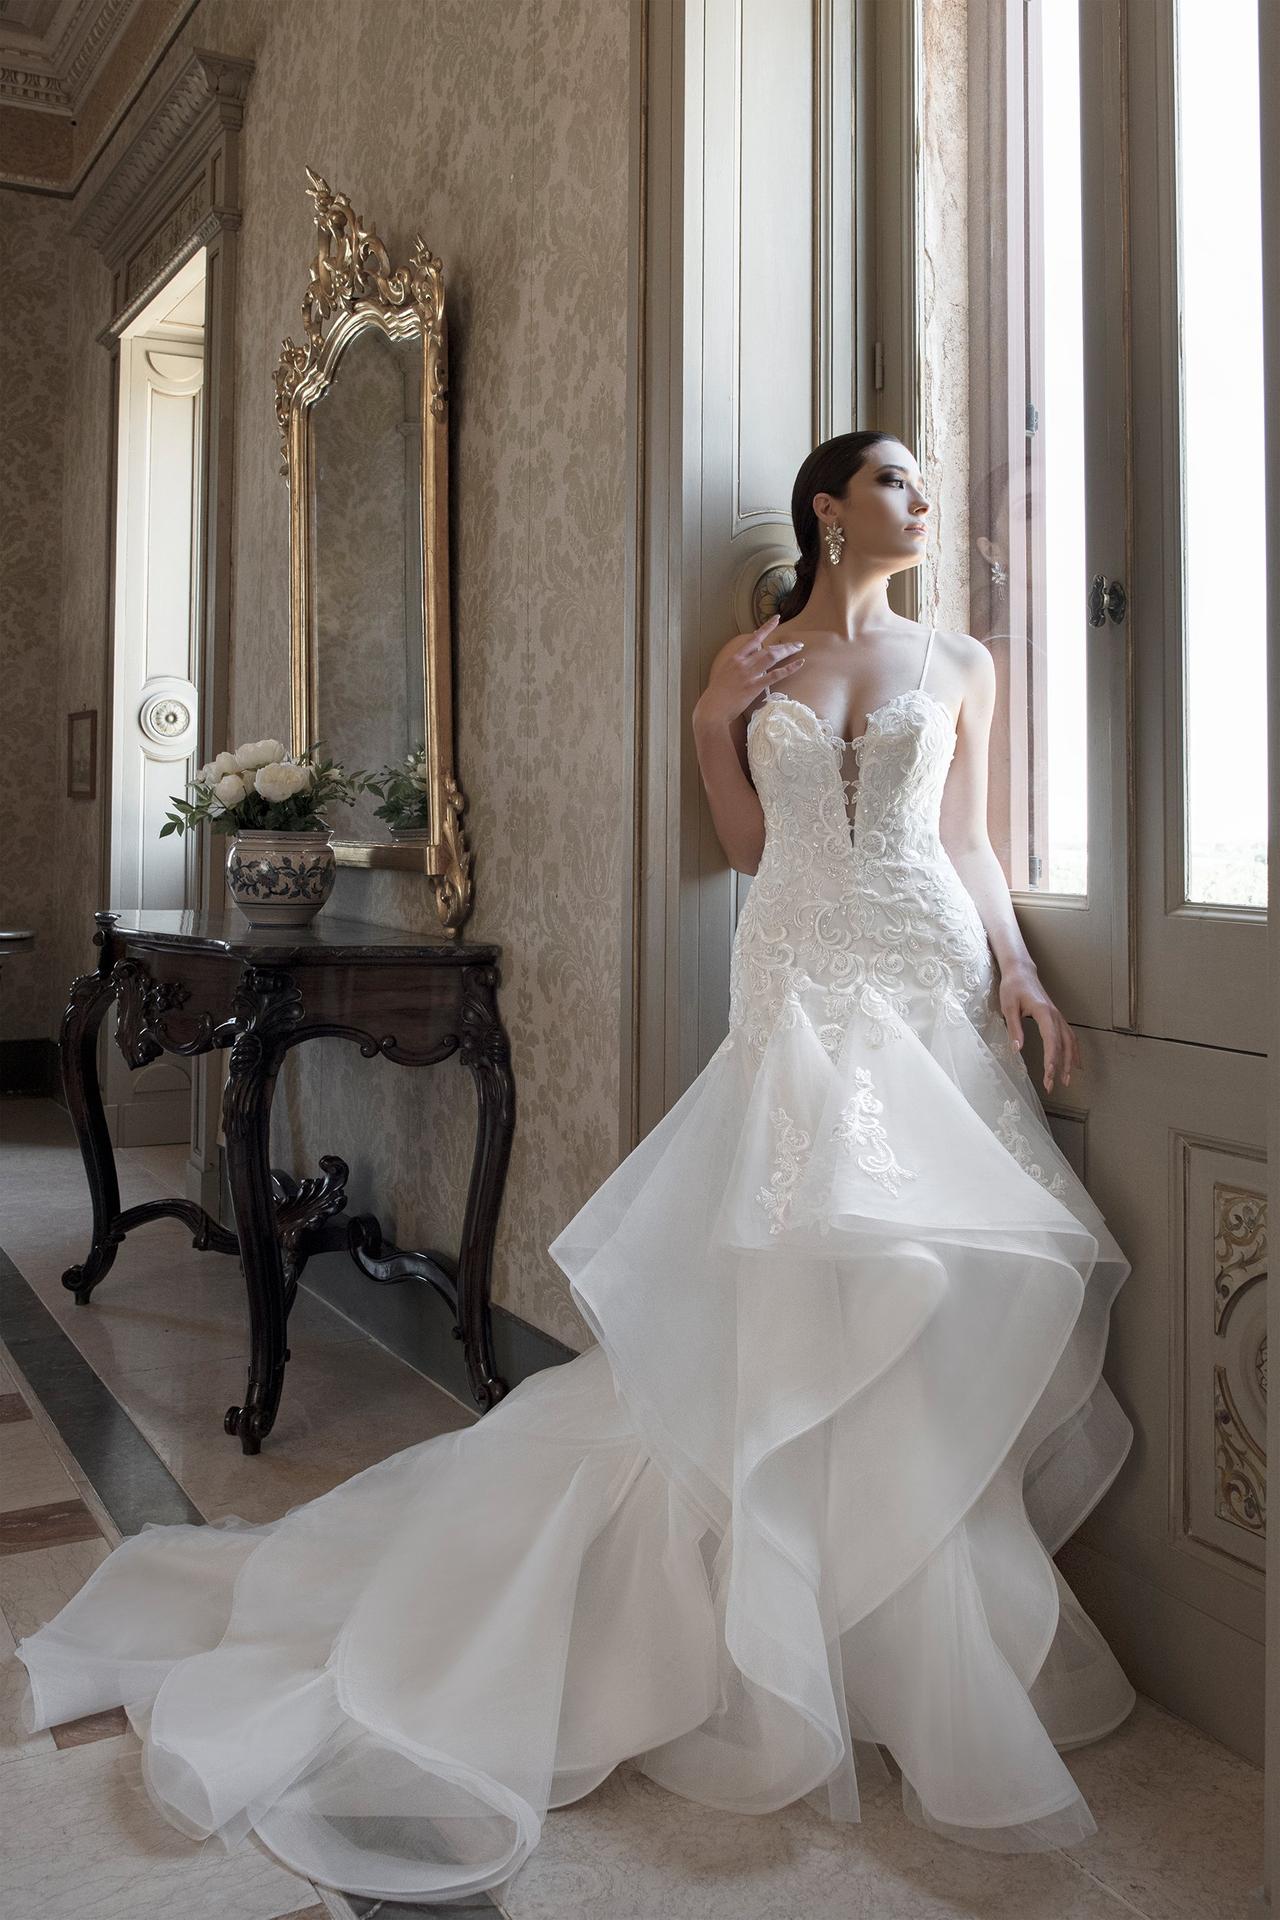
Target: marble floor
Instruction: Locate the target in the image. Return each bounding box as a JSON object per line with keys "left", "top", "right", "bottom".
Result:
{"left": 0, "top": 1092, "right": 1267, "bottom": 1920}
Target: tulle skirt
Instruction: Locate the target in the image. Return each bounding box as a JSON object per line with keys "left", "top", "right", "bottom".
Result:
{"left": 16, "top": 972, "right": 1135, "bottom": 1902}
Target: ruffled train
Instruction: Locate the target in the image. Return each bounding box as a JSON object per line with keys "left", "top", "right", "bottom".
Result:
{"left": 16, "top": 976, "right": 1135, "bottom": 1902}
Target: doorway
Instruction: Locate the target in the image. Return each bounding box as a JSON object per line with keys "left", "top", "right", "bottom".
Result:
{"left": 101, "top": 247, "right": 207, "bottom": 1148}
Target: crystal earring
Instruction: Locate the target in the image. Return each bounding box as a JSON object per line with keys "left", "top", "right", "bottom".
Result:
{"left": 823, "top": 521, "right": 846, "bottom": 565}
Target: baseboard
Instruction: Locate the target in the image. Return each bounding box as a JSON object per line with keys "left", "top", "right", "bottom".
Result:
{"left": 297, "top": 1247, "right": 580, "bottom": 1409}
{"left": 1055, "top": 1534, "right": 1264, "bottom": 1767}
{"left": 0, "top": 1038, "right": 59, "bottom": 1098}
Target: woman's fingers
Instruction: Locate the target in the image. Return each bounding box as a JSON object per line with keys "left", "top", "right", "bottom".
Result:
{"left": 741, "top": 613, "right": 781, "bottom": 656}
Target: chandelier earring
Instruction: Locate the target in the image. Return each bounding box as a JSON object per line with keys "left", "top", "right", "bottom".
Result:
{"left": 823, "top": 521, "right": 846, "bottom": 566}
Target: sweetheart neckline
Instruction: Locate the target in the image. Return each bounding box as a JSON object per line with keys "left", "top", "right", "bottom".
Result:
{"left": 751, "top": 686, "right": 958, "bottom": 752}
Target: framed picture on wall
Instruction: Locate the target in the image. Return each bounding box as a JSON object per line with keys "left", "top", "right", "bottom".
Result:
{"left": 67, "top": 710, "right": 97, "bottom": 800}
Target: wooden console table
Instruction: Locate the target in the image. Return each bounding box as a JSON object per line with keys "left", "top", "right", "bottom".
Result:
{"left": 60, "top": 909, "right": 515, "bottom": 1452}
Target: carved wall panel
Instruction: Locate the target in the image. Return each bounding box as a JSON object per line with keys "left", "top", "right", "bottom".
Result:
{"left": 1180, "top": 1144, "right": 1267, "bottom": 1578}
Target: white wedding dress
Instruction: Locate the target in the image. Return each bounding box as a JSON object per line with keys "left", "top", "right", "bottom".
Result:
{"left": 16, "top": 627, "right": 1137, "bottom": 1903}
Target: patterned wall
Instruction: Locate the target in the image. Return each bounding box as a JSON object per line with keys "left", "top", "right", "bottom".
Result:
{"left": 45, "top": 0, "right": 633, "bottom": 1348}
{"left": 0, "top": 191, "right": 71, "bottom": 1046}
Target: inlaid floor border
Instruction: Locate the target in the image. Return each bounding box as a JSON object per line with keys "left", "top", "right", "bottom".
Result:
{"left": 0, "top": 1242, "right": 202, "bottom": 1534}
{"left": 0, "top": 1237, "right": 506, "bottom": 1918}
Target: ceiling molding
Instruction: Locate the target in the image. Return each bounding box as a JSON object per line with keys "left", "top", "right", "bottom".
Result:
{"left": 72, "top": 45, "right": 251, "bottom": 253}
{"left": 0, "top": 0, "right": 141, "bottom": 115}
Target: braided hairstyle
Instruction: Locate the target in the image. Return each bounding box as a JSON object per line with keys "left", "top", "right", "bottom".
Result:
{"left": 775, "top": 430, "right": 900, "bottom": 622}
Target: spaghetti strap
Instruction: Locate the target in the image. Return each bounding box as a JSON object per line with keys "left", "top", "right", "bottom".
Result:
{"left": 916, "top": 625, "right": 936, "bottom": 692}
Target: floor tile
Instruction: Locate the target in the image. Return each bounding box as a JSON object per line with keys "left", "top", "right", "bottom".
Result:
{"left": 1058, "top": 1694, "right": 1265, "bottom": 1919}
{"left": 0, "top": 1496, "right": 104, "bottom": 1554}
{"left": 0, "top": 1606, "right": 56, "bottom": 1769}
{"left": 0, "top": 1105, "right": 474, "bottom": 1536}
{"left": 49, "top": 1702, "right": 131, "bottom": 1747}
{"left": 497, "top": 1758, "right": 1147, "bottom": 1920}
{"left": 0, "top": 1414, "right": 82, "bottom": 1513}
{"left": 0, "top": 1534, "right": 111, "bottom": 1643}
{"left": 1, "top": 1731, "right": 318, "bottom": 1920}
{"left": 0, "top": 1250, "right": 206, "bottom": 1533}
{"left": 83, "top": 1341, "right": 472, "bottom": 1527}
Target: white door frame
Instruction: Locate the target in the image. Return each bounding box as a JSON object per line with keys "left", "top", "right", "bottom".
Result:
{"left": 100, "top": 252, "right": 207, "bottom": 1148}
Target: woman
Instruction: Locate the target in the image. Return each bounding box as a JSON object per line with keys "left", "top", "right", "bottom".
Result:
{"left": 17, "top": 431, "right": 1135, "bottom": 1904}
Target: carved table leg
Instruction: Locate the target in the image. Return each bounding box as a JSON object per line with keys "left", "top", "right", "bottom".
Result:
{"left": 455, "top": 965, "right": 515, "bottom": 1409}
{"left": 59, "top": 922, "right": 123, "bottom": 1304}
{"left": 221, "top": 966, "right": 303, "bottom": 1454}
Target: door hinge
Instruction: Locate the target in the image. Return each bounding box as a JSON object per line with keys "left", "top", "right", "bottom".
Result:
{"left": 1026, "top": 401, "right": 1039, "bottom": 436}
{"left": 873, "top": 341, "right": 884, "bottom": 391}
{"left": 1028, "top": 853, "right": 1042, "bottom": 887}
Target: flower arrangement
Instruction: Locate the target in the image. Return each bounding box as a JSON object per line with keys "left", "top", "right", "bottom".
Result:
{"left": 161, "top": 739, "right": 373, "bottom": 838}
{"left": 368, "top": 744, "right": 429, "bottom": 832}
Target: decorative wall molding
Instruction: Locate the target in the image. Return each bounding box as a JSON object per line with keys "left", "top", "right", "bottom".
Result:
{"left": 72, "top": 46, "right": 248, "bottom": 248}
{"left": 70, "top": 46, "right": 251, "bottom": 339}
{"left": 1211, "top": 1182, "right": 1267, "bottom": 1544}
{"left": 1176, "top": 1136, "right": 1268, "bottom": 1584}
{"left": 0, "top": 0, "right": 139, "bottom": 115}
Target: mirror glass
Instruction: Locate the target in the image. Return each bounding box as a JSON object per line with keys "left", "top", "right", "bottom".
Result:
{"left": 309, "top": 325, "right": 425, "bottom": 842}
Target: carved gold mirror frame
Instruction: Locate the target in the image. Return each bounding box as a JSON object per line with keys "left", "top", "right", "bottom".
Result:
{"left": 273, "top": 169, "right": 472, "bottom": 932}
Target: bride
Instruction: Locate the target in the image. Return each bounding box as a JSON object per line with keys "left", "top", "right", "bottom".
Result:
{"left": 16, "top": 430, "right": 1136, "bottom": 1905}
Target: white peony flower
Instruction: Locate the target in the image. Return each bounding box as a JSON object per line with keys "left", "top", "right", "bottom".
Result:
{"left": 255, "top": 760, "right": 311, "bottom": 803}
{"left": 214, "top": 772, "right": 247, "bottom": 807}
{"left": 235, "top": 738, "right": 288, "bottom": 771}
{"left": 197, "top": 761, "right": 218, "bottom": 786}
{"left": 212, "top": 750, "right": 242, "bottom": 778}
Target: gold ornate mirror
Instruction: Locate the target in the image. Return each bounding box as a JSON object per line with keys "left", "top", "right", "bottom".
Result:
{"left": 274, "top": 169, "right": 472, "bottom": 932}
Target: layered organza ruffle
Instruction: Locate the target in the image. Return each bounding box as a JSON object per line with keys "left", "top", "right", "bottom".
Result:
{"left": 16, "top": 974, "right": 1134, "bottom": 1901}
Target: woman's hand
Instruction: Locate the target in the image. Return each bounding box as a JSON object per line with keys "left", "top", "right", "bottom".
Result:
{"left": 693, "top": 614, "right": 806, "bottom": 730}
{"left": 998, "top": 960, "right": 1082, "bottom": 1093}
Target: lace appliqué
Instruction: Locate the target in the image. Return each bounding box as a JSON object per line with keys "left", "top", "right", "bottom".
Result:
{"left": 756, "top": 1066, "right": 918, "bottom": 1237}
{"left": 756, "top": 1105, "right": 811, "bottom": 1235}
{"left": 729, "top": 691, "right": 997, "bottom": 1063}
{"left": 832, "top": 1066, "right": 918, "bottom": 1197}
{"left": 994, "top": 1098, "right": 1070, "bottom": 1198}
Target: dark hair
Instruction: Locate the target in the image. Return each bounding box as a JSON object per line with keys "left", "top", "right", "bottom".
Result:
{"left": 774, "top": 430, "right": 900, "bottom": 622}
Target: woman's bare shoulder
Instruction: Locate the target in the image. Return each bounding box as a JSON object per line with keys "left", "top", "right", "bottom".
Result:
{"left": 937, "top": 629, "right": 995, "bottom": 681}
{"left": 933, "top": 630, "right": 996, "bottom": 729}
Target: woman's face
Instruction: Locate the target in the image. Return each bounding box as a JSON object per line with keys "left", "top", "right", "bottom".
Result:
{"left": 821, "top": 440, "right": 930, "bottom": 568}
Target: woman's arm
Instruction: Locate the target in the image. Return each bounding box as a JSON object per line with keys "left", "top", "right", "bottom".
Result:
{"left": 939, "top": 639, "right": 1082, "bottom": 1093}
{"left": 693, "top": 706, "right": 766, "bottom": 874}
{"left": 693, "top": 616, "right": 807, "bottom": 875}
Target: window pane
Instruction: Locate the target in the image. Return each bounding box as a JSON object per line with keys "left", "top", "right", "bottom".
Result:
{"left": 1026, "top": 0, "right": 1088, "bottom": 897}
{"left": 1176, "top": 0, "right": 1268, "bottom": 909}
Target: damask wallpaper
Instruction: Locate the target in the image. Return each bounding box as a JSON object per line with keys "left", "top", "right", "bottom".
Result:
{"left": 0, "top": 192, "right": 71, "bottom": 1050}
{"left": 41, "top": 0, "right": 633, "bottom": 1350}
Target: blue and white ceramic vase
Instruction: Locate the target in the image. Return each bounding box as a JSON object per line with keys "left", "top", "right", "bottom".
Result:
{"left": 225, "top": 828, "right": 336, "bottom": 928}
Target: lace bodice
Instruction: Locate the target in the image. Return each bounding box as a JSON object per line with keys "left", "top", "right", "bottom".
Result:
{"left": 726, "top": 677, "right": 1001, "bottom": 1064}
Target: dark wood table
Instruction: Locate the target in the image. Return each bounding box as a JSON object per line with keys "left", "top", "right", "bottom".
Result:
{"left": 60, "top": 909, "right": 515, "bottom": 1452}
